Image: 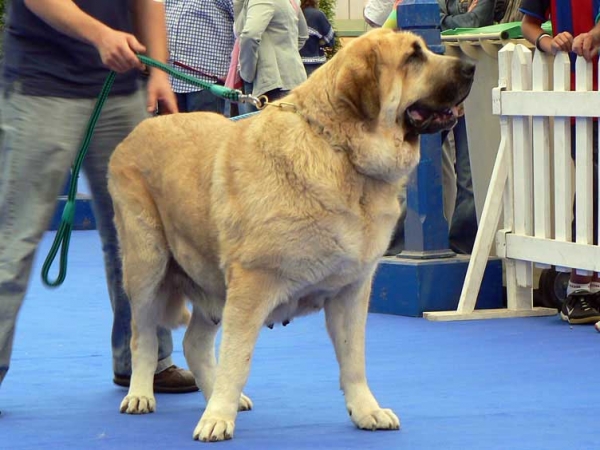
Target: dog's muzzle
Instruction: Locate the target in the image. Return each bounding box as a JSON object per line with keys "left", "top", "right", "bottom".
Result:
{"left": 405, "top": 60, "right": 476, "bottom": 135}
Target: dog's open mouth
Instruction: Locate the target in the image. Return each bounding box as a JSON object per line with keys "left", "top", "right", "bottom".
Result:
{"left": 404, "top": 102, "right": 462, "bottom": 135}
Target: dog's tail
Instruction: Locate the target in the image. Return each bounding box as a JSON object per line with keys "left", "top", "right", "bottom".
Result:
{"left": 161, "top": 293, "right": 191, "bottom": 329}
{"left": 157, "top": 261, "right": 192, "bottom": 329}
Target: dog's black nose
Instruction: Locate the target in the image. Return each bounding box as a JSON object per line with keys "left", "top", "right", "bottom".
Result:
{"left": 461, "top": 61, "right": 476, "bottom": 79}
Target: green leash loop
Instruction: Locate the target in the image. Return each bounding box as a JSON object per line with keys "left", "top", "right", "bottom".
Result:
{"left": 41, "top": 55, "right": 244, "bottom": 287}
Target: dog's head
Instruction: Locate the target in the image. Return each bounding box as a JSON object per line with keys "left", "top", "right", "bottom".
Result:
{"left": 329, "top": 29, "right": 475, "bottom": 136}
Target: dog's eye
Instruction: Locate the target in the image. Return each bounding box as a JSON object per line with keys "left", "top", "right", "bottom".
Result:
{"left": 407, "top": 42, "right": 425, "bottom": 64}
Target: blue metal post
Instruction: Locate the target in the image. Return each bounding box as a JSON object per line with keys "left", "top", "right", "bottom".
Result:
{"left": 397, "top": 0, "right": 453, "bottom": 259}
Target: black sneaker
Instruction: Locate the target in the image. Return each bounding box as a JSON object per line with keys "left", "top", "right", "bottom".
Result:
{"left": 560, "top": 291, "right": 600, "bottom": 324}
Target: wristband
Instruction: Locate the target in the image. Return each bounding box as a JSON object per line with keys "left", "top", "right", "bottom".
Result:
{"left": 535, "top": 33, "right": 551, "bottom": 52}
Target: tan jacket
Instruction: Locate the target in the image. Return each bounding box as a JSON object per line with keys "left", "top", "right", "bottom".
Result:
{"left": 236, "top": 0, "right": 308, "bottom": 96}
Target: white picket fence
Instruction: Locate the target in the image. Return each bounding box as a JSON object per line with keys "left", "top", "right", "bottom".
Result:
{"left": 425, "top": 43, "right": 600, "bottom": 321}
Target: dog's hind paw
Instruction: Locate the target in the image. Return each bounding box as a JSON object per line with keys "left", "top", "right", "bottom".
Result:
{"left": 354, "top": 408, "right": 400, "bottom": 431}
{"left": 119, "top": 394, "right": 156, "bottom": 414}
{"left": 193, "top": 416, "right": 235, "bottom": 442}
{"left": 238, "top": 393, "right": 253, "bottom": 412}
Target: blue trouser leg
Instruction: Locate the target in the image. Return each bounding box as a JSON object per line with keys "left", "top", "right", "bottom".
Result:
{"left": 176, "top": 90, "right": 226, "bottom": 114}
{"left": 448, "top": 116, "right": 478, "bottom": 254}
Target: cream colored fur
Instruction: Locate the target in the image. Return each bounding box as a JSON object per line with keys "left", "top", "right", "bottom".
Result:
{"left": 107, "top": 29, "right": 474, "bottom": 442}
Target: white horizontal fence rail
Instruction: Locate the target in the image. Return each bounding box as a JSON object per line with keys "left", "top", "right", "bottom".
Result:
{"left": 425, "top": 43, "right": 600, "bottom": 321}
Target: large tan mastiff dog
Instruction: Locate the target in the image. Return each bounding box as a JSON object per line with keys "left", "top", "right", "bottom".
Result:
{"left": 108, "top": 28, "right": 474, "bottom": 442}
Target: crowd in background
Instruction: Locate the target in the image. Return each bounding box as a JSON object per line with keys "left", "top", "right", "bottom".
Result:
{"left": 164, "top": 0, "right": 335, "bottom": 116}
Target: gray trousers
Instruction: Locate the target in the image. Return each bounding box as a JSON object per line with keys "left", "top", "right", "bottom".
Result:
{"left": 0, "top": 83, "right": 174, "bottom": 385}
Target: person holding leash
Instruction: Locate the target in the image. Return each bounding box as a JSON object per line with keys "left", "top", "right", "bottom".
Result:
{"left": 0, "top": 0, "right": 197, "bottom": 394}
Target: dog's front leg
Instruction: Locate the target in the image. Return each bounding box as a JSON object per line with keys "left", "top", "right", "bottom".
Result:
{"left": 183, "top": 303, "right": 253, "bottom": 412}
{"left": 193, "top": 266, "right": 276, "bottom": 442}
{"left": 324, "top": 276, "right": 400, "bottom": 431}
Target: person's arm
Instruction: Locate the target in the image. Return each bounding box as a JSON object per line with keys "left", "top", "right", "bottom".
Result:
{"left": 440, "top": 0, "right": 495, "bottom": 31}
{"left": 131, "top": 0, "right": 178, "bottom": 114}
{"left": 131, "top": 0, "right": 169, "bottom": 69}
{"left": 23, "top": 0, "right": 145, "bottom": 73}
{"left": 573, "top": 20, "right": 600, "bottom": 62}
{"left": 319, "top": 12, "right": 335, "bottom": 48}
{"left": 239, "top": 0, "right": 274, "bottom": 83}
{"left": 521, "top": 13, "right": 573, "bottom": 55}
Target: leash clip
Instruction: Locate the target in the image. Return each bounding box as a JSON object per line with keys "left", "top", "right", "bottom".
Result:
{"left": 237, "top": 93, "right": 268, "bottom": 110}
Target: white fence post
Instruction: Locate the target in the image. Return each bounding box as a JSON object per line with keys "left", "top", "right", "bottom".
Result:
{"left": 507, "top": 45, "right": 534, "bottom": 308}
{"left": 531, "top": 49, "right": 551, "bottom": 268}
{"left": 553, "top": 52, "right": 572, "bottom": 274}
{"left": 575, "top": 57, "right": 594, "bottom": 277}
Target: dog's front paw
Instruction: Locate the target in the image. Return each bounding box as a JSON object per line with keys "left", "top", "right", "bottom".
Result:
{"left": 119, "top": 394, "right": 156, "bottom": 414}
{"left": 238, "top": 393, "right": 253, "bottom": 412}
{"left": 352, "top": 407, "right": 400, "bottom": 431}
{"left": 193, "top": 415, "right": 235, "bottom": 442}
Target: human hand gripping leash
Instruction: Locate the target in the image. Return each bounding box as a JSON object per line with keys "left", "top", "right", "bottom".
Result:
{"left": 41, "top": 54, "right": 263, "bottom": 287}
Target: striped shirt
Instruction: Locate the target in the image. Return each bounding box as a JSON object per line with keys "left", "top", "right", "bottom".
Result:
{"left": 519, "top": 0, "right": 600, "bottom": 37}
{"left": 519, "top": 0, "right": 600, "bottom": 88}
{"left": 165, "top": 0, "right": 235, "bottom": 93}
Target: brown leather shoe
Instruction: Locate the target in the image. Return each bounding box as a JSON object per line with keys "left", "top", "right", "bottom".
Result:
{"left": 113, "top": 365, "right": 199, "bottom": 394}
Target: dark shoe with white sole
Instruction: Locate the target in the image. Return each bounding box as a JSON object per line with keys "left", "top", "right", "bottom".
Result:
{"left": 560, "top": 291, "right": 600, "bottom": 325}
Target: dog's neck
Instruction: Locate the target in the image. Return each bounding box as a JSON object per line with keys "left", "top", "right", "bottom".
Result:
{"left": 284, "top": 93, "right": 416, "bottom": 185}
{"left": 259, "top": 98, "right": 328, "bottom": 139}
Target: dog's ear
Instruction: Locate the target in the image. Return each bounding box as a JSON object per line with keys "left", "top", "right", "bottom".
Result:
{"left": 332, "top": 39, "right": 381, "bottom": 121}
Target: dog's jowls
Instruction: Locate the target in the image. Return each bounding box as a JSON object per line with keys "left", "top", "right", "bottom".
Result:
{"left": 107, "top": 28, "right": 475, "bottom": 442}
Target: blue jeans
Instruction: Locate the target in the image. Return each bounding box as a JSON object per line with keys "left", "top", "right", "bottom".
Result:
{"left": 0, "top": 83, "right": 174, "bottom": 385}
{"left": 447, "top": 116, "right": 478, "bottom": 254}
{"left": 175, "top": 89, "right": 225, "bottom": 114}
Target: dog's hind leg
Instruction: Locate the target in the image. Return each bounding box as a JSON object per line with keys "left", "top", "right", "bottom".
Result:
{"left": 324, "top": 275, "right": 400, "bottom": 431}
{"left": 119, "top": 288, "right": 162, "bottom": 414}
{"left": 184, "top": 302, "right": 253, "bottom": 412}
{"left": 109, "top": 172, "right": 169, "bottom": 415}
{"left": 192, "top": 265, "right": 278, "bottom": 442}
{"left": 183, "top": 305, "right": 218, "bottom": 402}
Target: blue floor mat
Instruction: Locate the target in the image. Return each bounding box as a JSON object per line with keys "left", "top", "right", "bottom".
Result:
{"left": 1, "top": 231, "right": 598, "bottom": 449}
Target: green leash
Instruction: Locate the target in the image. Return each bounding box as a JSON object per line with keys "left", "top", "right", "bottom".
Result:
{"left": 41, "top": 55, "right": 253, "bottom": 287}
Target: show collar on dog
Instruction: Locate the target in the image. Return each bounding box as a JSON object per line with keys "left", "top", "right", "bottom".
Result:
{"left": 262, "top": 100, "right": 327, "bottom": 136}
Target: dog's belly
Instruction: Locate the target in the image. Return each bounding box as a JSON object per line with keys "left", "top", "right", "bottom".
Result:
{"left": 263, "top": 255, "right": 379, "bottom": 327}
{"left": 265, "top": 293, "right": 327, "bottom": 327}
{"left": 177, "top": 249, "right": 376, "bottom": 329}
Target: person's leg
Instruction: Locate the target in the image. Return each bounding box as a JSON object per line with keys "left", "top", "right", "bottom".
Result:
{"left": 81, "top": 89, "right": 183, "bottom": 378}
{"left": 0, "top": 86, "right": 91, "bottom": 386}
{"left": 175, "top": 92, "right": 189, "bottom": 113}
{"left": 448, "top": 116, "right": 478, "bottom": 254}
{"left": 441, "top": 127, "right": 457, "bottom": 233}
{"left": 185, "top": 89, "right": 226, "bottom": 114}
